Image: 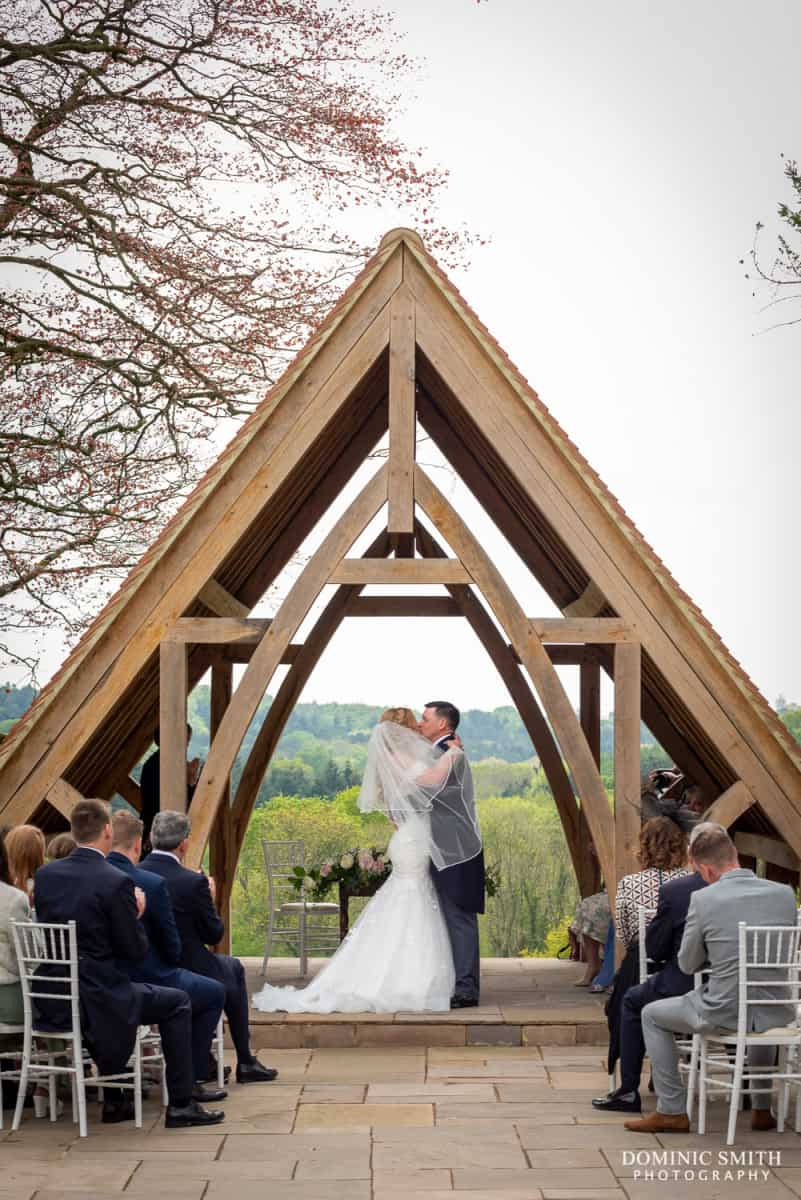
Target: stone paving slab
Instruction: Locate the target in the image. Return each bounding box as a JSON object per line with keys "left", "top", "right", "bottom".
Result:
{"left": 3, "top": 971, "right": 800, "bottom": 1200}
{"left": 295, "top": 1101, "right": 434, "bottom": 1129}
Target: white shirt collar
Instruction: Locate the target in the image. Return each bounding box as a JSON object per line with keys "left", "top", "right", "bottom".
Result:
{"left": 149, "top": 849, "right": 181, "bottom": 864}
{"left": 435, "top": 734, "right": 453, "bottom": 749}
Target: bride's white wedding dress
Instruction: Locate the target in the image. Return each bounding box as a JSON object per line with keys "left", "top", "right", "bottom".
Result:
{"left": 251, "top": 814, "right": 455, "bottom": 1013}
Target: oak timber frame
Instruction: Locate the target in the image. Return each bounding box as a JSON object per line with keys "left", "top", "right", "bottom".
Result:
{"left": 5, "top": 228, "right": 799, "bottom": 937}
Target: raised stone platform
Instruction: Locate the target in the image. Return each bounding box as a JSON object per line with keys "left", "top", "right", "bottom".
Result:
{"left": 244, "top": 956, "right": 608, "bottom": 1048}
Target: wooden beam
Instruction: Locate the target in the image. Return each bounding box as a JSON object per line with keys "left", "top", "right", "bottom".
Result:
{"left": 329, "top": 559, "right": 471, "bottom": 586}
{"left": 387, "top": 284, "right": 416, "bottom": 536}
{"left": 529, "top": 618, "right": 635, "bottom": 644}
{"left": 205, "top": 643, "right": 302, "bottom": 665}
{"left": 198, "top": 579, "right": 250, "bottom": 619}
{"left": 230, "top": 532, "right": 392, "bottom": 855}
{"left": 45, "top": 778, "right": 83, "bottom": 820}
{"left": 0, "top": 255, "right": 398, "bottom": 824}
{"left": 408, "top": 253, "right": 801, "bottom": 858}
{"left": 114, "top": 774, "right": 142, "bottom": 813}
{"left": 734, "top": 832, "right": 799, "bottom": 873}
{"left": 614, "top": 642, "right": 642, "bottom": 893}
{"left": 346, "top": 596, "right": 462, "bottom": 617}
{"left": 209, "top": 662, "right": 234, "bottom": 954}
{"left": 703, "top": 779, "right": 755, "bottom": 828}
{"left": 159, "top": 640, "right": 188, "bottom": 813}
{"left": 166, "top": 618, "right": 271, "bottom": 645}
{"left": 185, "top": 465, "right": 389, "bottom": 866}
{"left": 414, "top": 466, "right": 615, "bottom": 895}
{"left": 578, "top": 656, "right": 602, "bottom": 896}
{"left": 414, "top": 520, "right": 585, "bottom": 886}
{"left": 564, "top": 580, "right": 607, "bottom": 618}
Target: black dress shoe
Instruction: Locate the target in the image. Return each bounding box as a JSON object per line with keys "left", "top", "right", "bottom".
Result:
{"left": 203, "top": 1059, "right": 232, "bottom": 1084}
{"left": 165, "top": 1099, "right": 225, "bottom": 1128}
{"left": 591, "top": 1088, "right": 642, "bottom": 1113}
{"left": 450, "top": 996, "right": 479, "bottom": 1009}
{"left": 236, "top": 1058, "right": 278, "bottom": 1084}
{"left": 192, "top": 1084, "right": 227, "bottom": 1102}
{"left": 102, "top": 1098, "right": 136, "bottom": 1124}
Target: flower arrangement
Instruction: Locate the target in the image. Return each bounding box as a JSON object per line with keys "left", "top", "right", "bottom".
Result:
{"left": 290, "top": 846, "right": 391, "bottom": 902}
{"left": 290, "top": 847, "right": 501, "bottom": 902}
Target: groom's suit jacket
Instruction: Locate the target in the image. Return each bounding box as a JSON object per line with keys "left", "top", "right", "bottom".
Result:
{"left": 430, "top": 735, "right": 486, "bottom": 914}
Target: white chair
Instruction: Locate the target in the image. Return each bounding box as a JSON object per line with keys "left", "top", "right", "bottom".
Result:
{"left": 11, "top": 919, "right": 147, "bottom": 1136}
{"left": 696, "top": 920, "right": 801, "bottom": 1145}
{"left": 0, "top": 1017, "right": 25, "bottom": 1130}
{"left": 637, "top": 905, "right": 658, "bottom": 984}
{"left": 261, "top": 840, "right": 339, "bottom": 977}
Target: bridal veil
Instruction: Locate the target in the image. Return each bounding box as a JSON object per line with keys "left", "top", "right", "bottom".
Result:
{"left": 358, "top": 721, "right": 482, "bottom": 870}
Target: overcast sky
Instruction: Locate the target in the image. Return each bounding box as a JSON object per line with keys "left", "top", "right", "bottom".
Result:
{"left": 19, "top": 0, "right": 801, "bottom": 724}
{"left": 272, "top": 0, "right": 801, "bottom": 717}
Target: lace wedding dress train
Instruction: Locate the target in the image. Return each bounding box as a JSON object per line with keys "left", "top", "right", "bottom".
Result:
{"left": 251, "top": 815, "right": 455, "bottom": 1013}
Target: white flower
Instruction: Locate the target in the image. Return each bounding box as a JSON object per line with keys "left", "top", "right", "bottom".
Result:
{"left": 340, "top": 853, "right": 354, "bottom": 869}
{"left": 301, "top": 875, "right": 316, "bottom": 892}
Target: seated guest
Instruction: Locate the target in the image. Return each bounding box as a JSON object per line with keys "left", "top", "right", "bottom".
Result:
{"left": 625, "top": 825, "right": 798, "bottom": 1134}
{"left": 571, "top": 890, "right": 610, "bottom": 987}
{"left": 614, "top": 816, "right": 693, "bottom": 950}
{"left": 142, "top": 811, "right": 277, "bottom": 1085}
{"left": 139, "top": 725, "right": 201, "bottom": 847}
{"left": 0, "top": 826, "right": 30, "bottom": 1030}
{"left": 108, "top": 811, "right": 226, "bottom": 1096}
{"left": 592, "top": 828, "right": 711, "bottom": 1112}
{"left": 33, "top": 798, "right": 225, "bottom": 1128}
{"left": 46, "top": 832, "right": 76, "bottom": 861}
{"left": 5, "top": 825, "right": 46, "bottom": 903}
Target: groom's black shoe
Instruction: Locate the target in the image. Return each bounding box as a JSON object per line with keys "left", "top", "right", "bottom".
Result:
{"left": 450, "top": 995, "right": 479, "bottom": 1009}
{"left": 236, "top": 1057, "right": 278, "bottom": 1084}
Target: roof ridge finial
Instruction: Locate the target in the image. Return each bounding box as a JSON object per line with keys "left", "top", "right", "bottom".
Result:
{"left": 378, "top": 227, "right": 425, "bottom": 253}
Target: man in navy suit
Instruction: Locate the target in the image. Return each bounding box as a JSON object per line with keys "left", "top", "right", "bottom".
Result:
{"left": 108, "top": 810, "right": 226, "bottom": 1097}
{"left": 592, "top": 861, "right": 708, "bottom": 1113}
{"left": 141, "top": 810, "right": 277, "bottom": 1085}
{"left": 419, "top": 701, "right": 485, "bottom": 1008}
{"left": 33, "top": 798, "right": 224, "bottom": 1127}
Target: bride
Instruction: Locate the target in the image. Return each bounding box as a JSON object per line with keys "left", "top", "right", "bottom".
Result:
{"left": 251, "top": 706, "right": 479, "bottom": 1013}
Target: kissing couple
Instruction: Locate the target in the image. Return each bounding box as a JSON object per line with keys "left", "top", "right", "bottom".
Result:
{"left": 252, "top": 701, "right": 485, "bottom": 1014}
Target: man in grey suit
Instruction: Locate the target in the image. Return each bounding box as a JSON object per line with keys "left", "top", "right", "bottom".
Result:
{"left": 625, "top": 824, "right": 797, "bottom": 1133}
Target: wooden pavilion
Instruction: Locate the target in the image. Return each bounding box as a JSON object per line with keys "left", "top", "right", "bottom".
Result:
{"left": 1, "top": 227, "right": 800, "bottom": 941}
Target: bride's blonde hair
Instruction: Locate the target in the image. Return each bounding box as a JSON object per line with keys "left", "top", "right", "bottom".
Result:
{"left": 380, "top": 707, "right": 418, "bottom": 731}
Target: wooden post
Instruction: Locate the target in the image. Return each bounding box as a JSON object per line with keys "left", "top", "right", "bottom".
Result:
{"left": 208, "top": 662, "right": 234, "bottom": 953}
{"left": 387, "top": 284, "right": 416, "bottom": 543}
{"left": 159, "top": 640, "right": 188, "bottom": 812}
{"left": 579, "top": 654, "right": 602, "bottom": 897}
{"left": 614, "top": 642, "right": 641, "bottom": 915}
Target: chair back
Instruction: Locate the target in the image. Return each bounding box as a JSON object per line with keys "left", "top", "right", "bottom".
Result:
{"left": 261, "top": 840, "right": 305, "bottom": 906}
{"left": 637, "top": 905, "right": 658, "bottom": 984}
{"left": 736, "top": 919, "right": 801, "bottom": 1038}
{"left": 11, "top": 919, "right": 80, "bottom": 1036}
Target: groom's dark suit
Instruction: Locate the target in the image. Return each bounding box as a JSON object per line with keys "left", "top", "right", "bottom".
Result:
{"left": 430, "top": 734, "right": 485, "bottom": 1004}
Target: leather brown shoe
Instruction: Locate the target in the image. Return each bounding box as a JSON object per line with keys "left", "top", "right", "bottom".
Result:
{"left": 624, "top": 1111, "right": 690, "bottom": 1133}
{"left": 752, "top": 1109, "right": 777, "bottom": 1131}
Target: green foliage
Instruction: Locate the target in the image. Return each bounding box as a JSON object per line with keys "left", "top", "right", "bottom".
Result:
{"left": 477, "top": 791, "right": 578, "bottom": 957}
{"left": 779, "top": 705, "right": 801, "bottom": 744}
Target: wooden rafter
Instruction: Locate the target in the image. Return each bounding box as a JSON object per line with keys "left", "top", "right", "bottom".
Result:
{"left": 198, "top": 579, "right": 250, "bottom": 619}
{"left": 387, "top": 282, "right": 416, "bottom": 539}
{"left": 414, "top": 466, "right": 616, "bottom": 896}
{"left": 414, "top": 520, "right": 588, "bottom": 893}
{"left": 184, "top": 465, "right": 389, "bottom": 867}
{"left": 230, "top": 532, "right": 391, "bottom": 856}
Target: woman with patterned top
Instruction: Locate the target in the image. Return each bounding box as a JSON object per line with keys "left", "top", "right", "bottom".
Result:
{"left": 615, "top": 816, "right": 691, "bottom": 947}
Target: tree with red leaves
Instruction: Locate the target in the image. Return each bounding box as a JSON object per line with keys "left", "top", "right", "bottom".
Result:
{"left": 0, "top": 0, "right": 465, "bottom": 675}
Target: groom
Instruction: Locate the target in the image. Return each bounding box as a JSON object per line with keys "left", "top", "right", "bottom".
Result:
{"left": 419, "top": 701, "right": 485, "bottom": 1009}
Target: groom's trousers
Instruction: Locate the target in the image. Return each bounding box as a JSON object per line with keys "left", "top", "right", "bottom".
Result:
{"left": 437, "top": 888, "right": 480, "bottom": 1003}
